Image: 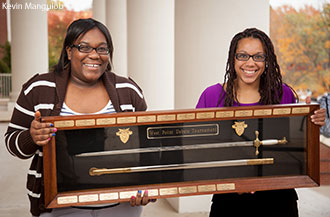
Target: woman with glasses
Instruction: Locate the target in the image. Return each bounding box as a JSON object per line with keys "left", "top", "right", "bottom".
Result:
{"left": 5, "top": 18, "right": 152, "bottom": 217}
{"left": 196, "top": 28, "right": 325, "bottom": 217}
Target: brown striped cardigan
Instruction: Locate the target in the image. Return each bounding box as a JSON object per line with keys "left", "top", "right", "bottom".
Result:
{"left": 4, "top": 69, "right": 147, "bottom": 215}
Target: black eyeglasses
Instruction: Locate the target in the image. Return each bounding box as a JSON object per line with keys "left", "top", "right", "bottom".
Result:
{"left": 235, "top": 53, "right": 266, "bottom": 62}
{"left": 71, "top": 44, "right": 110, "bottom": 55}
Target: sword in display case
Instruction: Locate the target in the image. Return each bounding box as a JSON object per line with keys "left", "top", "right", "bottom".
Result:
{"left": 89, "top": 158, "right": 275, "bottom": 176}
{"left": 76, "top": 131, "right": 287, "bottom": 158}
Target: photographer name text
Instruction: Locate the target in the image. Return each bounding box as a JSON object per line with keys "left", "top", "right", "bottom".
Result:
{"left": 2, "top": 2, "right": 64, "bottom": 11}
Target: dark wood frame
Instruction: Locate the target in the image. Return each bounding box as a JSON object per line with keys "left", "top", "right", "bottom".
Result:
{"left": 42, "top": 103, "right": 320, "bottom": 208}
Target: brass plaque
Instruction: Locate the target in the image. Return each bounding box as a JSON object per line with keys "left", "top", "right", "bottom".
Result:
{"left": 157, "top": 114, "right": 176, "bottom": 121}
{"left": 273, "top": 108, "right": 291, "bottom": 115}
{"left": 292, "top": 107, "right": 310, "bottom": 114}
{"left": 96, "top": 118, "right": 116, "bottom": 125}
{"left": 217, "top": 183, "right": 235, "bottom": 191}
{"left": 196, "top": 112, "right": 215, "bottom": 119}
{"left": 160, "top": 187, "right": 178, "bottom": 196}
{"left": 235, "top": 110, "right": 253, "bottom": 117}
{"left": 177, "top": 113, "right": 196, "bottom": 120}
{"left": 76, "top": 119, "right": 95, "bottom": 127}
{"left": 120, "top": 191, "right": 137, "bottom": 199}
{"left": 117, "top": 117, "right": 136, "bottom": 124}
{"left": 57, "top": 196, "right": 78, "bottom": 204}
{"left": 198, "top": 184, "right": 216, "bottom": 192}
{"left": 254, "top": 109, "right": 272, "bottom": 116}
{"left": 147, "top": 124, "right": 219, "bottom": 139}
{"left": 78, "top": 194, "right": 99, "bottom": 203}
{"left": 216, "top": 111, "right": 234, "bottom": 118}
{"left": 99, "top": 192, "right": 119, "bottom": 201}
{"left": 137, "top": 115, "right": 156, "bottom": 123}
{"left": 54, "top": 120, "right": 74, "bottom": 128}
{"left": 147, "top": 189, "right": 159, "bottom": 197}
{"left": 179, "top": 186, "right": 197, "bottom": 194}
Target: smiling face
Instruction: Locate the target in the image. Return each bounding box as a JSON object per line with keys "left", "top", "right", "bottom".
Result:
{"left": 234, "top": 37, "right": 266, "bottom": 87}
{"left": 66, "top": 28, "right": 109, "bottom": 86}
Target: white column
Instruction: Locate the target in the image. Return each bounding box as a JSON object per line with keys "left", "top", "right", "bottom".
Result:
{"left": 6, "top": 0, "right": 11, "bottom": 42}
{"left": 10, "top": 0, "right": 48, "bottom": 101}
{"left": 127, "top": 0, "right": 175, "bottom": 110}
{"left": 105, "top": 0, "right": 128, "bottom": 77}
{"left": 172, "top": 0, "right": 270, "bottom": 213}
{"left": 92, "top": 0, "right": 106, "bottom": 24}
{"left": 175, "top": 0, "right": 270, "bottom": 109}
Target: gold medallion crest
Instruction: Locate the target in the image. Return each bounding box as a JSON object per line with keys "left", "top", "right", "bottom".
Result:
{"left": 232, "top": 121, "right": 248, "bottom": 136}
{"left": 116, "top": 128, "right": 133, "bottom": 143}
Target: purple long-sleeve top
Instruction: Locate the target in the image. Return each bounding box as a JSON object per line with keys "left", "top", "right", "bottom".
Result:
{"left": 196, "top": 83, "right": 296, "bottom": 108}
{"left": 195, "top": 82, "right": 298, "bottom": 203}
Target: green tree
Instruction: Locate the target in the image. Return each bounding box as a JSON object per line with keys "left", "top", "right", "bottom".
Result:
{"left": 0, "top": 41, "right": 11, "bottom": 74}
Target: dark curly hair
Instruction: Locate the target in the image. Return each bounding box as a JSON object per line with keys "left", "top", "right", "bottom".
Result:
{"left": 219, "top": 28, "right": 295, "bottom": 107}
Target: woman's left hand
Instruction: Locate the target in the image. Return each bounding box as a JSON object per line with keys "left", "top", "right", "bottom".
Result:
{"left": 305, "top": 96, "right": 326, "bottom": 126}
{"left": 130, "top": 190, "right": 157, "bottom": 206}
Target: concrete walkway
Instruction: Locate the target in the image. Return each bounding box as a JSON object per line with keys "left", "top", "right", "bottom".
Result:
{"left": 0, "top": 122, "right": 329, "bottom": 217}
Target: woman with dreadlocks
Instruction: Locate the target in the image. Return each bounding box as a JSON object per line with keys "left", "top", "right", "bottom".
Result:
{"left": 196, "top": 28, "right": 325, "bottom": 217}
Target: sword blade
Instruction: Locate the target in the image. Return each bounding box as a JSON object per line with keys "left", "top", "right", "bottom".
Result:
{"left": 76, "top": 141, "right": 254, "bottom": 157}
{"left": 89, "top": 158, "right": 274, "bottom": 176}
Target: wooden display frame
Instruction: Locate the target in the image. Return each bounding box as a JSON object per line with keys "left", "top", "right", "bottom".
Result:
{"left": 42, "top": 103, "right": 320, "bottom": 208}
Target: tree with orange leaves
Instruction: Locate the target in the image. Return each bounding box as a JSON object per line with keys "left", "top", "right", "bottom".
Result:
{"left": 270, "top": 3, "right": 330, "bottom": 98}
{"left": 48, "top": 5, "right": 92, "bottom": 68}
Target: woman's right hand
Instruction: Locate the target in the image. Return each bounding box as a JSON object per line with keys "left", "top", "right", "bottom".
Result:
{"left": 30, "top": 111, "right": 57, "bottom": 146}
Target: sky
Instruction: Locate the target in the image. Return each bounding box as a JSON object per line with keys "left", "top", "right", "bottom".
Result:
{"left": 62, "top": 0, "right": 93, "bottom": 11}
{"left": 63, "top": 0, "right": 330, "bottom": 12}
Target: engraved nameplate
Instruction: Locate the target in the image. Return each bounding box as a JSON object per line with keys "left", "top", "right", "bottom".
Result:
{"left": 120, "top": 191, "right": 137, "bottom": 199}
{"left": 147, "top": 189, "right": 159, "bottom": 197}
{"left": 177, "top": 113, "right": 196, "bottom": 120}
{"left": 197, "top": 112, "right": 215, "bottom": 119}
{"left": 217, "top": 183, "right": 235, "bottom": 191}
{"left": 216, "top": 111, "right": 234, "bottom": 118}
{"left": 117, "top": 117, "right": 136, "bottom": 124}
{"left": 137, "top": 115, "right": 156, "bottom": 123}
{"left": 160, "top": 187, "right": 178, "bottom": 196}
{"left": 147, "top": 124, "right": 219, "bottom": 139}
{"left": 198, "top": 184, "right": 216, "bottom": 192}
{"left": 54, "top": 120, "right": 74, "bottom": 128}
{"left": 254, "top": 109, "right": 272, "bottom": 116}
{"left": 157, "top": 114, "right": 176, "bottom": 121}
{"left": 76, "top": 119, "right": 95, "bottom": 127}
{"left": 79, "top": 194, "right": 99, "bottom": 203}
{"left": 273, "top": 108, "right": 291, "bottom": 115}
{"left": 235, "top": 110, "right": 253, "bottom": 117}
{"left": 99, "top": 192, "right": 119, "bottom": 201}
{"left": 292, "top": 107, "right": 310, "bottom": 114}
{"left": 96, "top": 118, "right": 116, "bottom": 125}
{"left": 179, "top": 186, "right": 197, "bottom": 194}
{"left": 57, "top": 196, "right": 78, "bottom": 204}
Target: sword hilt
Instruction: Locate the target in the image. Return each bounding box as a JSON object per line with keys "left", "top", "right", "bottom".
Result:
{"left": 254, "top": 131, "right": 261, "bottom": 155}
{"left": 253, "top": 131, "right": 288, "bottom": 155}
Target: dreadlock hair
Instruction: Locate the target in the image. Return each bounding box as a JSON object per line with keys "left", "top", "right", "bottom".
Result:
{"left": 219, "top": 28, "right": 287, "bottom": 107}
